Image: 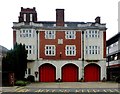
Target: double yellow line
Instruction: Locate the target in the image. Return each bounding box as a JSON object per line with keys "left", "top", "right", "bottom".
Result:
{"left": 14, "top": 87, "right": 27, "bottom": 92}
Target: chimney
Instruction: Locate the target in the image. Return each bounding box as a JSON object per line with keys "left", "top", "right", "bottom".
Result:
{"left": 56, "top": 9, "right": 64, "bottom": 26}
{"left": 18, "top": 7, "right": 37, "bottom": 23}
{"left": 95, "top": 16, "right": 101, "bottom": 24}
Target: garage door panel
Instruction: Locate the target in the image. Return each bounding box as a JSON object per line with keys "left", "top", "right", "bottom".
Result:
{"left": 39, "top": 64, "right": 56, "bottom": 82}
{"left": 84, "top": 64, "right": 100, "bottom": 82}
{"left": 62, "top": 64, "right": 78, "bottom": 82}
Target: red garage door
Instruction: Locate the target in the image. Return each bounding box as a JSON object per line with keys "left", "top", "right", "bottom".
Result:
{"left": 62, "top": 64, "right": 78, "bottom": 82}
{"left": 84, "top": 64, "right": 100, "bottom": 82}
{"left": 39, "top": 64, "right": 56, "bottom": 82}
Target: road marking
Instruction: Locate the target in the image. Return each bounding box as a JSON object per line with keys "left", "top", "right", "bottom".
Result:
{"left": 82, "top": 89, "right": 84, "bottom": 92}
{"left": 93, "top": 89, "right": 97, "bottom": 93}
{"left": 8, "top": 88, "right": 120, "bottom": 93}
{"left": 14, "top": 87, "right": 24, "bottom": 92}
{"left": 24, "top": 89, "right": 30, "bottom": 92}
{"left": 75, "top": 89, "right": 80, "bottom": 93}
{"left": 114, "top": 89, "right": 120, "bottom": 92}
{"left": 87, "top": 89, "right": 90, "bottom": 93}
{"left": 103, "top": 89, "right": 107, "bottom": 92}
{"left": 108, "top": 89, "right": 113, "bottom": 92}
{"left": 93, "top": 89, "right": 100, "bottom": 93}
{"left": 35, "top": 89, "right": 44, "bottom": 92}
{"left": 59, "top": 89, "right": 70, "bottom": 93}
{"left": 45, "top": 89, "right": 50, "bottom": 92}
{"left": 51, "top": 89, "right": 56, "bottom": 92}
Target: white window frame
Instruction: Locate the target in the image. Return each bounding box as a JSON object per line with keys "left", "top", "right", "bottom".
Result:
{"left": 30, "top": 14, "right": 33, "bottom": 21}
{"left": 86, "top": 30, "right": 100, "bottom": 38}
{"left": 20, "top": 29, "right": 33, "bottom": 38}
{"left": 25, "top": 45, "right": 33, "bottom": 55}
{"left": 65, "top": 31, "right": 76, "bottom": 39}
{"left": 23, "top": 14, "right": 26, "bottom": 21}
{"left": 65, "top": 45, "right": 76, "bottom": 56}
{"left": 45, "top": 45, "right": 56, "bottom": 56}
{"left": 86, "top": 46, "right": 100, "bottom": 55}
{"left": 45, "top": 30, "right": 56, "bottom": 39}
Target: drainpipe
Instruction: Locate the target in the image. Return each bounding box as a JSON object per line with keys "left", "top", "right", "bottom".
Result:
{"left": 35, "top": 30, "right": 39, "bottom": 82}
{"left": 82, "top": 31, "right": 84, "bottom": 79}
{"left": 107, "top": 46, "right": 110, "bottom": 81}
{"left": 108, "top": 46, "right": 110, "bottom": 67}
{"left": 36, "top": 30, "right": 38, "bottom": 60}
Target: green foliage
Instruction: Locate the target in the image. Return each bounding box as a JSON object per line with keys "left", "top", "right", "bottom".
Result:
{"left": 2, "top": 43, "right": 28, "bottom": 80}
{"left": 15, "top": 80, "right": 30, "bottom": 86}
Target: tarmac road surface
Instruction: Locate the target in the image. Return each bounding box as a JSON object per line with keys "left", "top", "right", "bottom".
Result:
{"left": 1, "top": 82, "right": 120, "bottom": 93}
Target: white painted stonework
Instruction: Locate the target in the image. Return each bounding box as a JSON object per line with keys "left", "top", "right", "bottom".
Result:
{"left": 25, "top": 59, "right": 106, "bottom": 81}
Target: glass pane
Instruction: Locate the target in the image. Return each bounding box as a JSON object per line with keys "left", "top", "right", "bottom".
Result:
{"left": 29, "top": 34, "right": 31, "bottom": 37}
{"left": 46, "top": 51, "right": 48, "bottom": 54}
{"left": 29, "top": 45, "right": 31, "bottom": 49}
{"left": 89, "top": 31, "right": 91, "bottom": 34}
{"left": 95, "top": 50, "right": 97, "bottom": 54}
{"left": 29, "top": 30, "right": 31, "bottom": 33}
{"left": 89, "top": 50, "right": 91, "bottom": 54}
{"left": 92, "top": 50, "right": 94, "bottom": 54}
{"left": 49, "top": 51, "right": 51, "bottom": 54}
{"left": 89, "top": 46, "right": 91, "bottom": 49}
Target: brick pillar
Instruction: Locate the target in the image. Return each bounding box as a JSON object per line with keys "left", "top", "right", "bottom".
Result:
{"left": 13, "top": 31, "right": 16, "bottom": 45}
{"left": 103, "top": 31, "right": 106, "bottom": 58}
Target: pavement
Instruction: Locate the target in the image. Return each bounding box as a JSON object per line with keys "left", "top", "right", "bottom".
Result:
{"left": 1, "top": 82, "right": 120, "bottom": 93}
{"left": 26, "top": 82, "right": 119, "bottom": 88}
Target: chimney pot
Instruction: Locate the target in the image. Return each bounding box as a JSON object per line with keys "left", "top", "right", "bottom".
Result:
{"left": 95, "top": 16, "right": 101, "bottom": 24}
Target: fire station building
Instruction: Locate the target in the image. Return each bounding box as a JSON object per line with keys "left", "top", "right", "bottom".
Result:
{"left": 12, "top": 7, "right": 107, "bottom": 82}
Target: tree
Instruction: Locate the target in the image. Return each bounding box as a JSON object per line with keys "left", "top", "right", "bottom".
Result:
{"left": 2, "top": 43, "right": 28, "bottom": 80}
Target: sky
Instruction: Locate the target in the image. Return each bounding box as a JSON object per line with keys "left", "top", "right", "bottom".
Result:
{"left": 0, "top": 0, "right": 119, "bottom": 50}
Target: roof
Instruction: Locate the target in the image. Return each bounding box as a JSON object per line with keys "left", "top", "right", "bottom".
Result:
{"left": 13, "top": 21, "right": 106, "bottom": 30}
{"left": 106, "top": 32, "right": 120, "bottom": 46}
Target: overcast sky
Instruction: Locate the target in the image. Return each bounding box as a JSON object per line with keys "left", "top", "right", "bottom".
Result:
{"left": 0, "top": 0, "right": 119, "bottom": 49}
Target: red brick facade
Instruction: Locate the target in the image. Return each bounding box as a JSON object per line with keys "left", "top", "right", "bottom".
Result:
{"left": 39, "top": 31, "right": 81, "bottom": 60}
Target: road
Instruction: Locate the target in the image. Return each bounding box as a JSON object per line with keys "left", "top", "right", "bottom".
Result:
{"left": 1, "top": 82, "right": 120, "bottom": 93}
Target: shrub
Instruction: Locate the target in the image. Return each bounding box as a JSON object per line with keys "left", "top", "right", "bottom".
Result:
{"left": 27, "top": 75, "right": 35, "bottom": 82}
{"left": 15, "top": 80, "right": 30, "bottom": 86}
{"left": 15, "top": 80, "right": 26, "bottom": 86}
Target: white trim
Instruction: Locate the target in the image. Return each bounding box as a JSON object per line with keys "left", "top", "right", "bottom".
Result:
{"left": 20, "top": 29, "right": 34, "bottom": 38}
{"left": 65, "top": 45, "right": 76, "bottom": 56}
{"left": 45, "top": 45, "right": 56, "bottom": 56}
{"left": 45, "top": 30, "right": 56, "bottom": 39}
{"left": 85, "top": 45, "right": 100, "bottom": 55}
{"left": 65, "top": 31, "right": 76, "bottom": 39}
{"left": 85, "top": 30, "right": 100, "bottom": 38}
